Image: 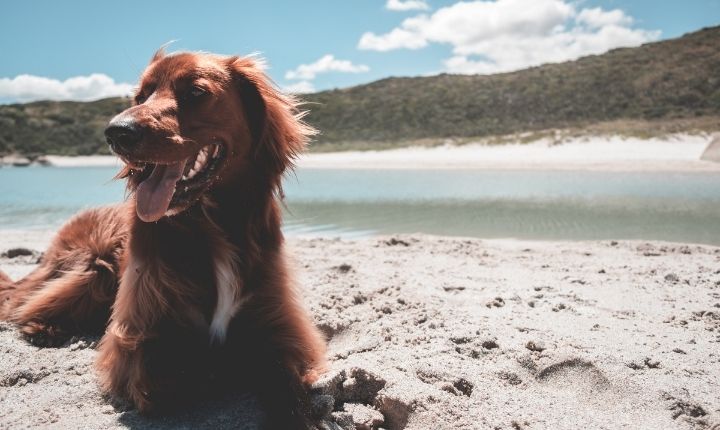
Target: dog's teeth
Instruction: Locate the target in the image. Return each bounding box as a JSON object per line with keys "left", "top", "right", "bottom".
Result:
{"left": 181, "top": 146, "right": 215, "bottom": 183}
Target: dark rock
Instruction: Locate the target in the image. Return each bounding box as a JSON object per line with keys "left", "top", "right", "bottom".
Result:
{"left": 2, "top": 247, "right": 35, "bottom": 258}
{"left": 525, "top": 340, "right": 546, "bottom": 352}
{"left": 665, "top": 273, "right": 680, "bottom": 283}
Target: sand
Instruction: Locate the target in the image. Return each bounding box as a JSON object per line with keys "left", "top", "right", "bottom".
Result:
{"left": 1, "top": 231, "right": 719, "bottom": 429}
{"left": 701, "top": 136, "right": 720, "bottom": 162}
{"left": 29, "top": 134, "right": 720, "bottom": 172}
{"left": 299, "top": 134, "right": 720, "bottom": 171}
{"left": 42, "top": 156, "right": 121, "bottom": 168}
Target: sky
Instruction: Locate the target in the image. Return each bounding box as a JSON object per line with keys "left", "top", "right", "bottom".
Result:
{"left": 0, "top": 0, "right": 718, "bottom": 103}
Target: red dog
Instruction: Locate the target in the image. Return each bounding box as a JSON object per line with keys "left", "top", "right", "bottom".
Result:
{"left": 0, "top": 50, "right": 327, "bottom": 429}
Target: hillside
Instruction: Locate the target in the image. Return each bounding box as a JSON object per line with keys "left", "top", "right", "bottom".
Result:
{"left": 0, "top": 98, "right": 128, "bottom": 156}
{"left": 1, "top": 26, "right": 719, "bottom": 156}
{"left": 304, "top": 25, "right": 720, "bottom": 149}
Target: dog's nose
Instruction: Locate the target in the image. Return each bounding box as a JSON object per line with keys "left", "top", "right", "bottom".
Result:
{"left": 105, "top": 120, "right": 142, "bottom": 154}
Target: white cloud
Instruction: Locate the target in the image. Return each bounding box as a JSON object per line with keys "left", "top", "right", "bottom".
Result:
{"left": 386, "top": 0, "right": 430, "bottom": 11}
{"left": 576, "top": 7, "right": 633, "bottom": 29}
{"left": 359, "top": 26, "right": 429, "bottom": 51}
{"left": 285, "top": 54, "right": 370, "bottom": 80}
{"left": 283, "top": 80, "right": 316, "bottom": 94}
{"left": 358, "top": 0, "right": 660, "bottom": 74}
{"left": 0, "top": 73, "right": 133, "bottom": 103}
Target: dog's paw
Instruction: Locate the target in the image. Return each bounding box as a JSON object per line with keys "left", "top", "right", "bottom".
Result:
{"left": 19, "top": 321, "right": 70, "bottom": 347}
{"left": 309, "top": 392, "right": 359, "bottom": 430}
{"left": 313, "top": 414, "right": 355, "bottom": 430}
{"left": 310, "top": 393, "right": 335, "bottom": 420}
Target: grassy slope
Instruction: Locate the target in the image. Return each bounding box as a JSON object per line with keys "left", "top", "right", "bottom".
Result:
{"left": 304, "top": 25, "right": 720, "bottom": 150}
{"left": 1, "top": 26, "right": 718, "bottom": 156}
{"left": 0, "top": 98, "right": 128, "bottom": 156}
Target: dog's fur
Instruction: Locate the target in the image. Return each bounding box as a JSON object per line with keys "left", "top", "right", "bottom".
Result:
{"left": 0, "top": 50, "right": 326, "bottom": 429}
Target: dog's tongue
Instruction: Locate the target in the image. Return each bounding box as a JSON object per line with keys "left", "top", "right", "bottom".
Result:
{"left": 135, "top": 161, "right": 185, "bottom": 222}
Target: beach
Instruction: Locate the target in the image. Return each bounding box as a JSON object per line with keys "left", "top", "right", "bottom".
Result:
{"left": 1, "top": 133, "right": 719, "bottom": 429}
{"left": 13, "top": 133, "right": 719, "bottom": 172}
{"left": 1, "top": 231, "right": 719, "bottom": 429}
{"left": 300, "top": 134, "right": 720, "bottom": 171}
{"left": 1, "top": 4, "right": 718, "bottom": 429}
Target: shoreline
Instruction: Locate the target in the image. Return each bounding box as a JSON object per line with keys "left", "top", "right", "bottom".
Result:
{"left": 298, "top": 134, "right": 720, "bottom": 171}
{"left": 1, "top": 133, "right": 718, "bottom": 172}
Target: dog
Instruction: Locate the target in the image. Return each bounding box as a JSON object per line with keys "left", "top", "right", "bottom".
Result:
{"left": 0, "top": 49, "right": 327, "bottom": 429}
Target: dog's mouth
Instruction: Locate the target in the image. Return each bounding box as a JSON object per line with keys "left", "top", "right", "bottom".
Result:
{"left": 128, "top": 143, "right": 225, "bottom": 222}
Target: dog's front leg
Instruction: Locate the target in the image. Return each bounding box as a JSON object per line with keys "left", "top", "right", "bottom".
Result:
{"left": 96, "top": 321, "right": 154, "bottom": 411}
{"left": 95, "top": 250, "right": 211, "bottom": 413}
{"left": 95, "top": 256, "right": 163, "bottom": 412}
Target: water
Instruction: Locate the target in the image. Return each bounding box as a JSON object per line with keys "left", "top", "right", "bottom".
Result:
{"left": 1, "top": 166, "right": 719, "bottom": 244}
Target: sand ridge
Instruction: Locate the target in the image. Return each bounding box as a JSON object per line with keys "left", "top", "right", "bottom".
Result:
{"left": 1, "top": 233, "right": 719, "bottom": 429}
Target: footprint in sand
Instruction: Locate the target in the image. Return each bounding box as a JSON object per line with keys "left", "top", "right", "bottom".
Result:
{"left": 536, "top": 358, "right": 611, "bottom": 393}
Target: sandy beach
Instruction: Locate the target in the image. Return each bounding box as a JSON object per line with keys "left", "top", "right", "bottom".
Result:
{"left": 1, "top": 230, "right": 719, "bottom": 429}
{"left": 22, "top": 133, "right": 720, "bottom": 172}
{"left": 300, "top": 134, "right": 720, "bottom": 171}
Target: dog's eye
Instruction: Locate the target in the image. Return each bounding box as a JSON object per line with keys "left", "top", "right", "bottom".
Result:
{"left": 134, "top": 85, "right": 155, "bottom": 105}
{"left": 189, "top": 86, "right": 207, "bottom": 98}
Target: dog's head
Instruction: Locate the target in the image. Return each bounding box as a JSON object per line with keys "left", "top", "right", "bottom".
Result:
{"left": 106, "top": 50, "right": 314, "bottom": 223}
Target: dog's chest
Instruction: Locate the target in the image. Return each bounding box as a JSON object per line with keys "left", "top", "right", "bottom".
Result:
{"left": 128, "top": 222, "right": 246, "bottom": 343}
{"left": 209, "top": 250, "right": 247, "bottom": 343}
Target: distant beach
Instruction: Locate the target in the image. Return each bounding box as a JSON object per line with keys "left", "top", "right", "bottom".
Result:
{"left": 301, "top": 133, "right": 720, "bottom": 171}
{"left": 4, "top": 133, "right": 718, "bottom": 171}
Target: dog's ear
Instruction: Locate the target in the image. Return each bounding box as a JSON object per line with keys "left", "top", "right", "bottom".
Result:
{"left": 226, "top": 56, "right": 315, "bottom": 179}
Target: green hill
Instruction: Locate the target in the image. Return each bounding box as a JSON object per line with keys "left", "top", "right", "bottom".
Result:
{"left": 303, "top": 25, "right": 720, "bottom": 150}
{"left": 1, "top": 26, "right": 719, "bottom": 156}
{"left": 0, "top": 97, "right": 128, "bottom": 156}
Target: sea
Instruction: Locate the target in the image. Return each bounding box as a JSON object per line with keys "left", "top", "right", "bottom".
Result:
{"left": 1, "top": 166, "right": 719, "bottom": 245}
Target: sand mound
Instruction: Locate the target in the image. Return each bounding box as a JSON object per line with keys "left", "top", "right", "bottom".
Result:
{"left": 700, "top": 135, "right": 720, "bottom": 162}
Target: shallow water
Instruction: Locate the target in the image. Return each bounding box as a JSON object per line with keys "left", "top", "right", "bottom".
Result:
{"left": 1, "top": 166, "right": 719, "bottom": 244}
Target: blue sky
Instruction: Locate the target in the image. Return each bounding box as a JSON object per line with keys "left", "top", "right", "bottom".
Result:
{"left": 0, "top": 0, "right": 718, "bottom": 103}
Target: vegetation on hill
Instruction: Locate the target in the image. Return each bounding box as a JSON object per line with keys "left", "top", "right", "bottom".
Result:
{"left": 1, "top": 26, "right": 719, "bottom": 156}
{"left": 303, "top": 25, "right": 720, "bottom": 150}
{"left": 0, "top": 98, "right": 129, "bottom": 156}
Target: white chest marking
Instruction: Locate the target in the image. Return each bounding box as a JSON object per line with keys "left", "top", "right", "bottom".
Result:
{"left": 209, "top": 252, "right": 246, "bottom": 343}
